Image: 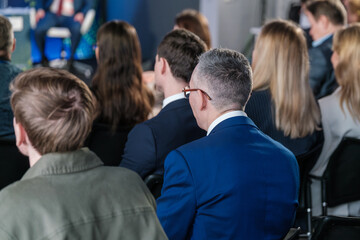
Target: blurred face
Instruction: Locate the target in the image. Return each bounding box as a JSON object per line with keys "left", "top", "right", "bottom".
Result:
{"left": 306, "top": 11, "right": 325, "bottom": 41}
{"left": 331, "top": 50, "right": 339, "bottom": 69}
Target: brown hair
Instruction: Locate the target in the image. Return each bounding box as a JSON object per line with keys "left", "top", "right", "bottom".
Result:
{"left": 10, "top": 68, "right": 95, "bottom": 155}
{"left": 306, "top": 0, "right": 347, "bottom": 26}
{"left": 175, "top": 9, "right": 211, "bottom": 49}
{"left": 157, "top": 29, "right": 207, "bottom": 83}
{"left": 333, "top": 23, "right": 360, "bottom": 122}
{"left": 252, "top": 20, "right": 320, "bottom": 138}
{"left": 0, "top": 15, "right": 14, "bottom": 60}
{"left": 92, "top": 20, "right": 154, "bottom": 131}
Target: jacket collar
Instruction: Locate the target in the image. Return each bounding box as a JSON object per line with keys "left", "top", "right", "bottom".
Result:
{"left": 161, "top": 98, "right": 189, "bottom": 112}
{"left": 21, "top": 148, "right": 103, "bottom": 180}
{"left": 209, "top": 116, "right": 258, "bottom": 136}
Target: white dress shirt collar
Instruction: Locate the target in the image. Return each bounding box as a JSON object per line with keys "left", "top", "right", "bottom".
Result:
{"left": 207, "top": 110, "right": 247, "bottom": 136}
{"left": 162, "top": 92, "right": 185, "bottom": 108}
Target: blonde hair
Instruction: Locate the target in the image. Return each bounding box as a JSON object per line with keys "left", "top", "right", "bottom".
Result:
{"left": 333, "top": 23, "right": 360, "bottom": 122}
{"left": 252, "top": 19, "right": 320, "bottom": 138}
{"left": 10, "top": 68, "right": 96, "bottom": 155}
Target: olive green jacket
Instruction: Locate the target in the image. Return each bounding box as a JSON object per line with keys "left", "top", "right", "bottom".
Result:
{"left": 0, "top": 148, "right": 167, "bottom": 240}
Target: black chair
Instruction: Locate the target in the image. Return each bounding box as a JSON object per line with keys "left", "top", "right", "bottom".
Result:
{"left": 0, "top": 139, "right": 29, "bottom": 190}
{"left": 144, "top": 174, "right": 163, "bottom": 199}
{"left": 294, "top": 142, "right": 324, "bottom": 238}
{"left": 311, "top": 216, "right": 360, "bottom": 240}
{"left": 308, "top": 137, "right": 360, "bottom": 216}
{"left": 283, "top": 227, "right": 301, "bottom": 240}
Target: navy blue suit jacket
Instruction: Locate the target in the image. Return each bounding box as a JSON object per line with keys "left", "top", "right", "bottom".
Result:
{"left": 121, "top": 99, "right": 206, "bottom": 178}
{"left": 157, "top": 116, "right": 300, "bottom": 240}
{"left": 36, "top": 0, "right": 94, "bottom": 14}
{"left": 309, "top": 35, "right": 338, "bottom": 99}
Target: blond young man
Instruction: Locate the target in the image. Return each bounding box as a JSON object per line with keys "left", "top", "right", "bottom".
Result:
{"left": 0, "top": 68, "right": 167, "bottom": 240}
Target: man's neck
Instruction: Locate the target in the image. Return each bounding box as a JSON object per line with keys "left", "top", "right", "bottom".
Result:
{"left": 162, "top": 77, "right": 188, "bottom": 99}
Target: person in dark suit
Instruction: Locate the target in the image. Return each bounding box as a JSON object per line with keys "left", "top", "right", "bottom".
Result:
{"left": 305, "top": 0, "right": 347, "bottom": 99}
{"left": 120, "top": 29, "right": 207, "bottom": 179}
{"left": 0, "top": 15, "right": 22, "bottom": 140}
{"left": 34, "top": 0, "right": 95, "bottom": 68}
{"left": 157, "top": 48, "right": 300, "bottom": 240}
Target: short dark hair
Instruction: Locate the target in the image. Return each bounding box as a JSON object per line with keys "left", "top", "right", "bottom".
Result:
{"left": 157, "top": 29, "right": 207, "bottom": 83}
{"left": 0, "top": 15, "right": 13, "bottom": 59}
{"left": 306, "top": 0, "right": 347, "bottom": 26}
{"left": 10, "top": 68, "right": 95, "bottom": 155}
{"left": 193, "top": 48, "right": 253, "bottom": 111}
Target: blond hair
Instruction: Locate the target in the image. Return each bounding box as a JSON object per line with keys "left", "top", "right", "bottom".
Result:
{"left": 333, "top": 23, "right": 360, "bottom": 122}
{"left": 10, "top": 68, "right": 96, "bottom": 155}
{"left": 252, "top": 19, "right": 320, "bottom": 138}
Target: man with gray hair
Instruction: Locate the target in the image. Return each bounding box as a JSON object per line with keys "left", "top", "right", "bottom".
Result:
{"left": 0, "top": 15, "right": 21, "bottom": 140}
{"left": 156, "top": 48, "right": 300, "bottom": 240}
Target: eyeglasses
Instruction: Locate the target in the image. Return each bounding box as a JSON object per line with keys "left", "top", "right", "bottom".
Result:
{"left": 182, "top": 86, "right": 212, "bottom": 100}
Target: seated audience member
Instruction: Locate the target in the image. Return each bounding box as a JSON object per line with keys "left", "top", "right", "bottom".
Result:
{"left": 246, "top": 20, "right": 322, "bottom": 156}
{"left": 345, "top": 0, "right": 360, "bottom": 23}
{"left": 0, "top": 68, "right": 167, "bottom": 239}
{"left": 305, "top": 0, "right": 347, "bottom": 99}
{"left": 157, "top": 48, "right": 300, "bottom": 240}
{"left": 0, "top": 15, "right": 22, "bottom": 140}
{"left": 174, "top": 9, "right": 212, "bottom": 49}
{"left": 85, "top": 20, "right": 154, "bottom": 166}
{"left": 121, "top": 29, "right": 207, "bottom": 179}
{"left": 34, "top": 0, "right": 95, "bottom": 68}
{"left": 310, "top": 24, "right": 360, "bottom": 216}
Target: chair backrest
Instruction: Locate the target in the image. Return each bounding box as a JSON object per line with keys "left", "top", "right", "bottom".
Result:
{"left": 296, "top": 142, "right": 324, "bottom": 210}
{"left": 0, "top": 139, "right": 29, "bottom": 190}
{"left": 144, "top": 174, "right": 163, "bottom": 199}
{"left": 323, "top": 137, "right": 360, "bottom": 207}
{"left": 312, "top": 216, "right": 360, "bottom": 240}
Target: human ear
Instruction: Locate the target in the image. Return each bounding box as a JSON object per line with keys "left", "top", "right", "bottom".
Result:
{"left": 13, "top": 118, "right": 29, "bottom": 156}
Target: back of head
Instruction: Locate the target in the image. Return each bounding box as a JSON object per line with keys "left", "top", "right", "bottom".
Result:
{"left": 253, "top": 19, "right": 320, "bottom": 138}
{"left": 193, "top": 48, "right": 252, "bottom": 111}
{"left": 92, "top": 20, "right": 153, "bottom": 129}
{"left": 0, "top": 15, "right": 14, "bottom": 60}
{"left": 157, "top": 29, "right": 207, "bottom": 83}
{"left": 10, "top": 68, "right": 95, "bottom": 155}
{"left": 306, "top": 0, "right": 347, "bottom": 26}
{"left": 175, "top": 9, "right": 212, "bottom": 49}
{"left": 333, "top": 23, "right": 360, "bottom": 121}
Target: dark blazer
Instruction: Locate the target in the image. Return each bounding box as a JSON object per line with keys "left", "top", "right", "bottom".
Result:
{"left": 309, "top": 35, "right": 337, "bottom": 99}
{"left": 85, "top": 120, "right": 133, "bottom": 166}
{"left": 0, "top": 60, "right": 21, "bottom": 140}
{"left": 121, "top": 98, "right": 206, "bottom": 178}
{"left": 245, "top": 89, "right": 323, "bottom": 156}
{"left": 36, "top": 0, "right": 95, "bottom": 14}
{"left": 157, "top": 116, "right": 300, "bottom": 240}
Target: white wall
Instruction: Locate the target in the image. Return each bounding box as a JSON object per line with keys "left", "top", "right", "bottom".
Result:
{"left": 200, "top": 0, "right": 297, "bottom": 54}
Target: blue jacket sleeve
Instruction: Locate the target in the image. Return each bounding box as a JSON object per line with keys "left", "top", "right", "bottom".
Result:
{"left": 156, "top": 150, "right": 196, "bottom": 240}
{"left": 121, "top": 123, "right": 157, "bottom": 178}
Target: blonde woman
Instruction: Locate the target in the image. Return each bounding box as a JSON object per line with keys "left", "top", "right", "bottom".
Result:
{"left": 245, "top": 19, "right": 322, "bottom": 156}
{"left": 310, "top": 23, "right": 360, "bottom": 216}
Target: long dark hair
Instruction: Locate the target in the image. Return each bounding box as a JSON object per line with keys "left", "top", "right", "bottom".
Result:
{"left": 92, "top": 20, "right": 154, "bottom": 131}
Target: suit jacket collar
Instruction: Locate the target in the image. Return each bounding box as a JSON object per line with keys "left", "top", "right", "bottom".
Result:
{"left": 209, "top": 116, "right": 258, "bottom": 136}
{"left": 160, "top": 98, "right": 189, "bottom": 113}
